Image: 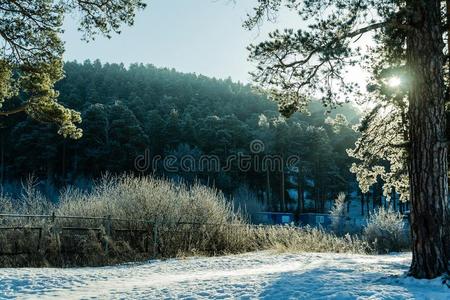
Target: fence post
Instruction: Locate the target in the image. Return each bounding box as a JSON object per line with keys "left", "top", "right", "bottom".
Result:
{"left": 152, "top": 222, "right": 158, "bottom": 257}
{"left": 145, "top": 223, "right": 150, "bottom": 253}
{"left": 37, "top": 227, "right": 42, "bottom": 252}
{"left": 104, "top": 215, "right": 112, "bottom": 256}
{"left": 51, "top": 211, "right": 61, "bottom": 255}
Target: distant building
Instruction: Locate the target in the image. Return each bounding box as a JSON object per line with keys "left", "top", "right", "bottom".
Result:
{"left": 253, "top": 212, "right": 294, "bottom": 225}
{"left": 298, "top": 213, "right": 333, "bottom": 228}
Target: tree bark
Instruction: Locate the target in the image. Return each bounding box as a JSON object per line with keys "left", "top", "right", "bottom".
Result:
{"left": 347, "top": 195, "right": 350, "bottom": 214}
{"left": 361, "top": 191, "right": 364, "bottom": 216}
{"left": 365, "top": 192, "right": 370, "bottom": 214}
{"left": 61, "top": 140, "right": 66, "bottom": 184}
{"left": 297, "top": 172, "right": 304, "bottom": 213}
{"left": 446, "top": 0, "right": 450, "bottom": 264}
{"left": 0, "top": 129, "right": 4, "bottom": 186}
{"left": 266, "top": 169, "right": 272, "bottom": 210}
{"left": 281, "top": 169, "right": 286, "bottom": 211}
{"left": 392, "top": 189, "right": 397, "bottom": 212}
{"left": 406, "top": 0, "right": 449, "bottom": 279}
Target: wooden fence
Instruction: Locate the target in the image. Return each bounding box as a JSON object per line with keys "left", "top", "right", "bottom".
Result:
{"left": 0, "top": 213, "right": 164, "bottom": 257}
{"left": 0, "top": 213, "right": 259, "bottom": 257}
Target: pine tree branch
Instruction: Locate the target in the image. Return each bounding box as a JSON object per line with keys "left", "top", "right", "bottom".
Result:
{"left": 0, "top": 105, "right": 26, "bottom": 116}
{"left": 277, "top": 22, "right": 390, "bottom": 69}
{"left": 347, "top": 22, "right": 388, "bottom": 39}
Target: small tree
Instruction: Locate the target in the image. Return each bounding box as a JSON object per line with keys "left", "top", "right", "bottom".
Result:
{"left": 330, "top": 192, "right": 346, "bottom": 234}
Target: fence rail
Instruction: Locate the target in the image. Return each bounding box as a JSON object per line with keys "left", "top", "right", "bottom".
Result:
{"left": 0, "top": 213, "right": 156, "bottom": 257}
{"left": 0, "top": 213, "right": 276, "bottom": 258}
{"left": 0, "top": 213, "right": 265, "bottom": 227}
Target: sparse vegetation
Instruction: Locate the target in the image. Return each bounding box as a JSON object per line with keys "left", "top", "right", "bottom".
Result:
{"left": 0, "top": 175, "right": 372, "bottom": 267}
{"left": 251, "top": 225, "right": 370, "bottom": 254}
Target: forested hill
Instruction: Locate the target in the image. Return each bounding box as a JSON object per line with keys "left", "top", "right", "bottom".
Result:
{"left": 0, "top": 60, "right": 360, "bottom": 207}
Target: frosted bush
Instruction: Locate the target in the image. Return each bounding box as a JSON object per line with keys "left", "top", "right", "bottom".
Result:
{"left": 363, "top": 207, "right": 409, "bottom": 253}
{"left": 330, "top": 192, "right": 346, "bottom": 234}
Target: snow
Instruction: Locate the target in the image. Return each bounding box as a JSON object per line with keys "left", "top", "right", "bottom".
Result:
{"left": 0, "top": 252, "right": 448, "bottom": 299}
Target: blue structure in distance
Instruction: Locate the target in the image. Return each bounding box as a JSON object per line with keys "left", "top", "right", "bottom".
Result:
{"left": 253, "top": 212, "right": 294, "bottom": 225}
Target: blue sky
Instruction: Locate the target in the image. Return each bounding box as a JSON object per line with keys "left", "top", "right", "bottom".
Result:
{"left": 62, "top": 0, "right": 301, "bottom": 83}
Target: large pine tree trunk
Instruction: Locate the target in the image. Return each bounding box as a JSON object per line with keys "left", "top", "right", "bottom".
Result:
{"left": 406, "top": 0, "right": 449, "bottom": 279}
{"left": 0, "top": 129, "right": 4, "bottom": 186}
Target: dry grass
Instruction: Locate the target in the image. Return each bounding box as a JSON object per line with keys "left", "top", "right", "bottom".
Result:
{"left": 0, "top": 175, "right": 371, "bottom": 267}
{"left": 248, "top": 225, "right": 370, "bottom": 254}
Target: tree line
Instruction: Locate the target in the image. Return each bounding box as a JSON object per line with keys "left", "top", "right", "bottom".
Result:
{"left": 0, "top": 60, "right": 360, "bottom": 211}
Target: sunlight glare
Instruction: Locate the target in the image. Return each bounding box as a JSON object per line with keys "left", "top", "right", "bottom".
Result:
{"left": 388, "top": 76, "right": 401, "bottom": 88}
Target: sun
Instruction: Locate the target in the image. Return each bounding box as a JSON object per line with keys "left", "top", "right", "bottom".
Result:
{"left": 387, "top": 76, "right": 401, "bottom": 88}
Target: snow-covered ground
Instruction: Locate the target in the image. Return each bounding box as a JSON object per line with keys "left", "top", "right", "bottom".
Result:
{"left": 0, "top": 251, "right": 448, "bottom": 299}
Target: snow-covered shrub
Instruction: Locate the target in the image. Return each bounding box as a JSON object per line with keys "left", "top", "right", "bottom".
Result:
{"left": 56, "top": 175, "right": 248, "bottom": 258}
{"left": 330, "top": 192, "right": 346, "bottom": 234}
{"left": 363, "top": 207, "right": 409, "bottom": 253}
{"left": 57, "top": 174, "right": 243, "bottom": 226}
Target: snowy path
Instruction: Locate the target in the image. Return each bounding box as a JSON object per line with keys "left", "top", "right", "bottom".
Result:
{"left": 0, "top": 251, "right": 448, "bottom": 299}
